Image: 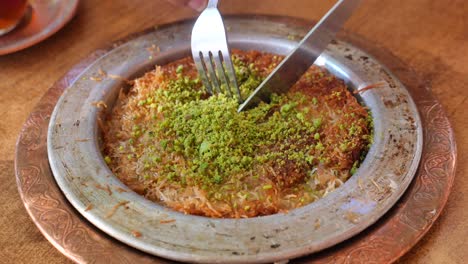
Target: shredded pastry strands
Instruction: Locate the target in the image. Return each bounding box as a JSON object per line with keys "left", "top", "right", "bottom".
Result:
{"left": 102, "top": 50, "right": 373, "bottom": 218}
{"left": 106, "top": 201, "right": 130, "bottom": 218}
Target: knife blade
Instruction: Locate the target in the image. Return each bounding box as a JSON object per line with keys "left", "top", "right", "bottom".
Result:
{"left": 238, "top": 0, "right": 361, "bottom": 112}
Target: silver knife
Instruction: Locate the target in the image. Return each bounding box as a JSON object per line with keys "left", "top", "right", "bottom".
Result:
{"left": 238, "top": 0, "right": 361, "bottom": 112}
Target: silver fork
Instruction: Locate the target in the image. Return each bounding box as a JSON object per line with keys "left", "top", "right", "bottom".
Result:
{"left": 191, "top": 0, "right": 241, "bottom": 101}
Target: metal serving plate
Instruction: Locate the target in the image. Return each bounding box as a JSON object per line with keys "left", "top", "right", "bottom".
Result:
{"left": 47, "top": 17, "right": 422, "bottom": 263}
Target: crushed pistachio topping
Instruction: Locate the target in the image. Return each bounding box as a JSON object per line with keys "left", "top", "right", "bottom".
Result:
{"left": 131, "top": 59, "right": 330, "bottom": 191}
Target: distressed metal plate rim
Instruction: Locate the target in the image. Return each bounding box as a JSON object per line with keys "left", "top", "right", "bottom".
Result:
{"left": 46, "top": 17, "right": 422, "bottom": 263}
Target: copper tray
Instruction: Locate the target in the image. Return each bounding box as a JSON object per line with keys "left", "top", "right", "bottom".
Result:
{"left": 15, "top": 16, "right": 456, "bottom": 263}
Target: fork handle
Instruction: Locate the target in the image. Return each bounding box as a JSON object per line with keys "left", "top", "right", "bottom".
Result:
{"left": 207, "top": 0, "right": 219, "bottom": 8}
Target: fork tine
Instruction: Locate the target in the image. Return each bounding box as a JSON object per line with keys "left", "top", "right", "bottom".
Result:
{"left": 191, "top": 0, "right": 240, "bottom": 99}
{"left": 204, "top": 52, "right": 221, "bottom": 94}
{"left": 213, "top": 51, "right": 232, "bottom": 97}
{"left": 221, "top": 50, "right": 241, "bottom": 102}
{"left": 194, "top": 52, "right": 213, "bottom": 94}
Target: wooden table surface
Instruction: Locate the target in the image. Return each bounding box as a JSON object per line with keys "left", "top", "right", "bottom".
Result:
{"left": 0, "top": 0, "right": 466, "bottom": 263}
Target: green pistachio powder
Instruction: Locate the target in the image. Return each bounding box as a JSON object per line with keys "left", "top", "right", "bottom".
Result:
{"left": 107, "top": 56, "right": 373, "bottom": 198}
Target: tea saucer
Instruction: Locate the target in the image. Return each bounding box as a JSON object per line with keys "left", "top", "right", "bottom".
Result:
{"left": 0, "top": 0, "right": 79, "bottom": 55}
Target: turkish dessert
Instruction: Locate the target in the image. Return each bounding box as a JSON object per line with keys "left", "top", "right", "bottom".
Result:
{"left": 102, "top": 50, "right": 373, "bottom": 218}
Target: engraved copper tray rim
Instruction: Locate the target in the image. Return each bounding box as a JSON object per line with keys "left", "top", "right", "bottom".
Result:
{"left": 15, "top": 15, "right": 456, "bottom": 263}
